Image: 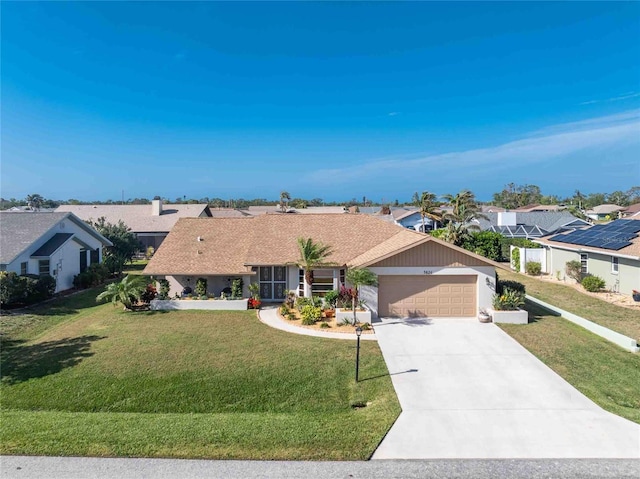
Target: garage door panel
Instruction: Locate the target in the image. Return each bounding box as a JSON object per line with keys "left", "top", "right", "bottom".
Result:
{"left": 379, "top": 275, "right": 476, "bottom": 318}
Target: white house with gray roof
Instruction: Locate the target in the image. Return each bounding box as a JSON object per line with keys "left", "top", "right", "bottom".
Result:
{"left": 0, "top": 212, "right": 112, "bottom": 293}
{"left": 56, "top": 199, "right": 214, "bottom": 251}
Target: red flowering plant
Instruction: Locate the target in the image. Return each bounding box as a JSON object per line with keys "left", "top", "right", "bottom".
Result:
{"left": 140, "top": 283, "right": 157, "bottom": 304}
{"left": 248, "top": 297, "right": 261, "bottom": 309}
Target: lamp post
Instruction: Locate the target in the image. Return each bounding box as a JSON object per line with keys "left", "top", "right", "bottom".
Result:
{"left": 355, "top": 326, "right": 362, "bottom": 382}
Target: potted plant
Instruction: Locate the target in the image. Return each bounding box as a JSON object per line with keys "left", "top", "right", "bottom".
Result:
{"left": 323, "top": 289, "right": 338, "bottom": 318}
{"left": 478, "top": 309, "right": 492, "bottom": 323}
{"left": 491, "top": 288, "right": 527, "bottom": 324}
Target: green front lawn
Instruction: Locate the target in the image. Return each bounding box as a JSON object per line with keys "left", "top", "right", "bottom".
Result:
{"left": 0, "top": 291, "right": 400, "bottom": 459}
{"left": 500, "top": 301, "right": 640, "bottom": 425}
{"left": 500, "top": 269, "right": 640, "bottom": 341}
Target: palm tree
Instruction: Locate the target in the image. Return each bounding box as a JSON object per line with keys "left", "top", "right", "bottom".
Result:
{"left": 295, "top": 238, "right": 334, "bottom": 298}
{"left": 96, "top": 275, "right": 147, "bottom": 310}
{"left": 279, "top": 191, "right": 291, "bottom": 212}
{"left": 412, "top": 191, "right": 442, "bottom": 232}
{"left": 345, "top": 268, "right": 378, "bottom": 325}
{"left": 26, "top": 194, "right": 44, "bottom": 211}
{"left": 441, "top": 190, "right": 487, "bottom": 246}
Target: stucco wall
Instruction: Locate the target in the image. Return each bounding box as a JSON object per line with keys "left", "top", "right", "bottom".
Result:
{"left": 547, "top": 246, "right": 639, "bottom": 295}
{"left": 162, "top": 275, "right": 253, "bottom": 298}
{"left": 4, "top": 217, "right": 105, "bottom": 293}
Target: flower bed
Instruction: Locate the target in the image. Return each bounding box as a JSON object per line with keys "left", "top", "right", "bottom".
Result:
{"left": 150, "top": 299, "right": 248, "bottom": 311}
{"left": 490, "top": 308, "right": 528, "bottom": 324}
{"left": 335, "top": 308, "right": 372, "bottom": 325}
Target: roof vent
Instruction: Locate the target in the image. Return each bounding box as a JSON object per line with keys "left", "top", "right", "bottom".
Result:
{"left": 197, "top": 236, "right": 203, "bottom": 242}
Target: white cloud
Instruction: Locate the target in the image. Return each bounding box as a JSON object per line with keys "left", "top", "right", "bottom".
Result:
{"left": 303, "top": 110, "right": 640, "bottom": 185}
{"left": 579, "top": 92, "right": 640, "bottom": 105}
{"left": 388, "top": 112, "right": 400, "bottom": 116}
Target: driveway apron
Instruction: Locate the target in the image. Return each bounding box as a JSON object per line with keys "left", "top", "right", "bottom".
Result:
{"left": 372, "top": 317, "right": 640, "bottom": 459}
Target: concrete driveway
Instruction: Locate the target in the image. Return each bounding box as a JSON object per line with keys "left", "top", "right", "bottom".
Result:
{"left": 372, "top": 317, "right": 640, "bottom": 459}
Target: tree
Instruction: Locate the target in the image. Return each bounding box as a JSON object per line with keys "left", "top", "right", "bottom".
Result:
{"left": 279, "top": 191, "right": 291, "bottom": 212}
{"left": 345, "top": 268, "right": 378, "bottom": 325}
{"left": 26, "top": 194, "right": 44, "bottom": 211}
{"left": 492, "top": 183, "right": 542, "bottom": 209}
{"left": 607, "top": 190, "right": 629, "bottom": 206}
{"left": 86, "top": 217, "right": 141, "bottom": 275}
{"left": 412, "top": 191, "right": 442, "bottom": 233}
{"left": 96, "top": 275, "right": 147, "bottom": 310}
{"left": 295, "top": 238, "right": 333, "bottom": 298}
{"left": 441, "top": 190, "right": 487, "bottom": 246}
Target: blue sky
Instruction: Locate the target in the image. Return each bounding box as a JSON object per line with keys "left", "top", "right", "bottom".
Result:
{"left": 2, "top": 2, "right": 639, "bottom": 203}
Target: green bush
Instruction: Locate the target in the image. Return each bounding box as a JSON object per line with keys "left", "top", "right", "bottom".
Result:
{"left": 582, "top": 275, "right": 605, "bottom": 292}
{"left": 324, "top": 290, "right": 339, "bottom": 308}
{"left": 296, "top": 296, "right": 312, "bottom": 308}
{"left": 157, "top": 279, "right": 170, "bottom": 299}
{"left": 0, "top": 272, "right": 56, "bottom": 307}
{"left": 525, "top": 261, "right": 542, "bottom": 276}
{"left": 461, "top": 231, "right": 503, "bottom": 261}
{"left": 496, "top": 279, "right": 525, "bottom": 295}
{"left": 280, "top": 304, "right": 290, "bottom": 316}
{"left": 300, "top": 305, "right": 322, "bottom": 325}
{"left": 511, "top": 248, "right": 520, "bottom": 271}
{"left": 73, "top": 263, "right": 110, "bottom": 289}
{"left": 231, "top": 278, "right": 243, "bottom": 299}
{"left": 492, "top": 288, "right": 525, "bottom": 311}
{"left": 566, "top": 260, "right": 582, "bottom": 282}
{"left": 319, "top": 322, "right": 330, "bottom": 329}
{"left": 195, "top": 278, "right": 208, "bottom": 296}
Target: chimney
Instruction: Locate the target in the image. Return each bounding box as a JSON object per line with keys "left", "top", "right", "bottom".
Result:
{"left": 497, "top": 211, "right": 516, "bottom": 226}
{"left": 152, "top": 199, "right": 163, "bottom": 216}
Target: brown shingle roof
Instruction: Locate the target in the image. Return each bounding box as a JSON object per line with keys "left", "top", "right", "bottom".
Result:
{"left": 145, "top": 214, "right": 407, "bottom": 275}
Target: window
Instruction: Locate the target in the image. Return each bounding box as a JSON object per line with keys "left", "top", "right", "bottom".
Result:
{"left": 80, "top": 250, "right": 88, "bottom": 273}
{"left": 298, "top": 268, "right": 335, "bottom": 297}
{"left": 90, "top": 249, "right": 99, "bottom": 265}
{"left": 259, "top": 266, "right": 287, "bottom": 301}
{"left": 39, "top": 259, "right": 50, "bottom": 277}
{"left": 580, "top": 253, "right": 588, "bottom": 274}
{"left": 20, "top": 262, "right": 27, "bottom": 275}
{"left": 611, "top": 257, "right": 619, "bottom": 274}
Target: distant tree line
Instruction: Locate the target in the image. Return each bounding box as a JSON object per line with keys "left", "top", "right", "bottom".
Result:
{"left": 2, "top": 185, "right": 638, "bottom": 211}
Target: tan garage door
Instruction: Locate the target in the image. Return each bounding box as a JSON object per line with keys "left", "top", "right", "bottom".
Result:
{"left": 379, "top": 275, "right": 476, "bottom": 318}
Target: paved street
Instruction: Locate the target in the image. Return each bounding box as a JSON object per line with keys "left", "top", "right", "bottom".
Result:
{"left": 2, "top": 456, "right": 639, "bottom": 479}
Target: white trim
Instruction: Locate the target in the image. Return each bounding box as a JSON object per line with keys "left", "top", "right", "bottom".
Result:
{"left": 532, "top": 241, "right": 640, "bottom": 261}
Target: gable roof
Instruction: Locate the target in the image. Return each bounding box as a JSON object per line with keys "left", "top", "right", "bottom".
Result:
{"left": 585, "top": 204, "right": 626, "bottom": 215}
{"left": 145, "top": 214, "right": 500, "bottom": 275}
{"left": 622, "top": 203, "right": 640, "bottom": 216}
{"left": 0, "top": 212, "right": 112, "bottom": 265}
{"left": 31, "top": 233, "right": 74, "bottom": 257}
{"left": 55, "top": 204, "right": 211, "bottom": 233}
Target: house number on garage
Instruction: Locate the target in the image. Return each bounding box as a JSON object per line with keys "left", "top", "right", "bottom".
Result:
{"left": 423, "top": 270, "right": 433, "bottom": 275}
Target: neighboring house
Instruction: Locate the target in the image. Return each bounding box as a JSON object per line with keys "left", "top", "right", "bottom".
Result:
{"left": 535, "top": 219, "right": 640, "bottom": 296}
{"left": 144, "top": 214, "right": 501, "bottom": 319}
{"left": 481, "top": 205, "right": 506, "bottom": 213}
{"left": 56, "top": 200, "right": 213, "bottom": 251}
{"left": 621, "top": 203, "right": 640, "bottom": 219}
{"left": 0, "top": 212, "right": 112, "bottom": 293}
{"left": 584, "top": 204, "right": 626, "bottom": 221}
{"left": 393, "top": 209, "right": 438, "bottom": 232}
{"left": 476, "top": 211, "right": 590, "bottom": 239}
{"left": 242, "top": 205, "right": 347, "bottom": 215}
{"left": 513, "top": 204, "right": 563, "bottom": 212}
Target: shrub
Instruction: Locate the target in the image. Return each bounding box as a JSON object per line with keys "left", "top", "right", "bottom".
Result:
{"left": 140, "top": 283, "right": 157, "bottom": 304}
{"left": 582, "top": 275, "right": 605, "bottom": 292}
{"left": 565, "top": 260, "right": 582, "bottom": 282}
{"left": 157, "top": 279, "right": 170, "bottom": 299}
{"left": 0, "top": 272, "right": 56, "bottom": 307}
{"left": 284, "top": 290, "right": 296, "bottom": 308}
{"left": 461, "top": 231, "right": 503, "bottom": 261}
{"left": 195, "top": 278, "right": 208, "bottom": 296}
{"left": 360, "top": 322, "right": 371, "bottom": 331}
{"left": 247, "top": 297, "right": 261, "bottom": 309}
{"left": 73, "top": 263, "right": 110, "bottom": 290}
{"left": 492, "top": 288, "right": 525, "bottom": 311}
{"left": 319, "top": 322, "right": 330, "bottom": 329}
{"left": 296, "top": 296, "right": 312, "bottom": 308}
{"left": 324, "top": 289, "right": 339, "bottom": 308}
{"left": 337, "top": 286, "right": 356, "bottom": 308}
{"left": 300, "top": 305, "right": 322, "bottom": 325}
{"left": 511, "top": 248, "right": 520, "bottom": 271}
{"left": 280, "top": 304, "right": 290, "bottom": 316}
{"left": 231, "top": 278, "right": 243, "bottom": 299}
{"left": 496, "top": 279, "right": 525, "bottom": 295}
{"left": 311, "top": 295, "right": 323, "bottom": 308}
{"left": 339, "top": 317, "right": 352, "bottom": 326}
{"left": 248, "top": 282, "right": 260, "bottom": 300}
{"left": 525, "top": 261, "right": 542, "bottom": 276}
